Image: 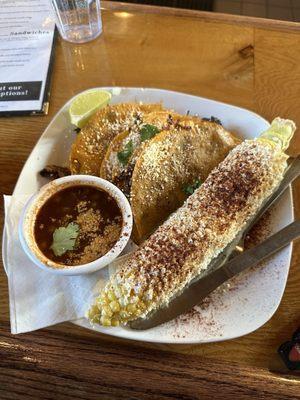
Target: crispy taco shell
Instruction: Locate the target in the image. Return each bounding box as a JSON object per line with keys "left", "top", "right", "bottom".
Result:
{"left": 69, "top": 103, "right": 162, "bottom": 176}
{"left": 100, "top": 110, "right": 180, "bottom": 195}
{"left": 131, "top": 121, "right": 241, "bottom": 243}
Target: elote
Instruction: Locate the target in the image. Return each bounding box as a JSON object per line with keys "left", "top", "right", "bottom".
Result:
{"left": 88, "top": 118, "right": 296, "bottom": 327}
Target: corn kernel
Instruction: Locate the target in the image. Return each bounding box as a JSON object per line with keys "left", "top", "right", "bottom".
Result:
{"left": 88, "top": 304, "right": 99, "bottom": 315}
{"left": 137, "top": 301, "right": 146, "bottom": 311}
{"left": 111, "top": 318, "right": 120, "bottom": 327}
{"left": 96, "top": 296, "right": 107, "bottom": 307}
{"left": 100, "top": 316, "right": 111, "bottom": 326}
{"left": 114, "top": 286, "right": 122, "bottom": 298}
{"left": 100, "top": 291, "right": 107, "bottom": 301}
{"left": 119, "top": 297, "right": 127, "bottom": 307}
{"left": 120, "top": 310, "right": 129, "bottom": 319}
{"left": 91, "top": 315, "right": 100, "bottom": 324}
{"left": 126, "top": 304, "right": 136, "bottom": 314}
{"left": 110, "top": 300, "right": 120, "bottom": 312}
{"left": 107, "top": 290, "right": 116, "bottom": 302}
{"left": 102, "top": 305, "right": 113, "bottom": 317}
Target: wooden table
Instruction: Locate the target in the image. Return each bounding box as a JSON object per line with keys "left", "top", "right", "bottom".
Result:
{"left": 1, "top": 2, "right": 300, "bottom": 398}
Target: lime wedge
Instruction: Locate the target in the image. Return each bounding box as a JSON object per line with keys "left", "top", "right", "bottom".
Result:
{"left": 69, "top": 90, "right": 111, "bottom": 128}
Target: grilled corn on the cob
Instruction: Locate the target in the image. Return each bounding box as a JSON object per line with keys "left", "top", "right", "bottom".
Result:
{"left": 88, "top": 118, "right": 296, "bottom": 327}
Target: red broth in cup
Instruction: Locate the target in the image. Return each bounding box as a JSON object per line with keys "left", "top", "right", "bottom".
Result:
{"left": 34, "top": 185, "right": 122, "bottom": 266}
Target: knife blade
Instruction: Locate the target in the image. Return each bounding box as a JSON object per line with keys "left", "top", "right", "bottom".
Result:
{"left": 247, "top": 155, "right": 300, "bottom": 229}
{"left": 130, "top": 220, "right": 300, "bottom": 330}
{"left": 220, "top": 155, "right": 300, "bottom": 264}
{"left": 178, "top": 155, "right": 300, "bottom": 279}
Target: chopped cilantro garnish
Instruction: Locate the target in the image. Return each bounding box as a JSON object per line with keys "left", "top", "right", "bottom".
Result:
{"left": 51, "top": 222, "right": 80, "bottom": 256}
{"left": 182, "top": 179, "right": 202, "bottom": 196}
{"left": 140, "top": 124, "right": 160, "bottom": 142}
{"left": 117, "top": 140, "right": 134, "bottom": 166}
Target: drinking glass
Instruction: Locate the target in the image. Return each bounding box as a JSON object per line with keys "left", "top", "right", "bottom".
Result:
{"left": 50, "top": 0, "right": 102, "bottom": 44}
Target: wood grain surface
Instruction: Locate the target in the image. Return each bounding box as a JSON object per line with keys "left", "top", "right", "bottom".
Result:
{"left": 0, "top": 321, "right": 299, "bottom": 400}
{"left": 0, "top": 2, "right": 300, "bottom": 398}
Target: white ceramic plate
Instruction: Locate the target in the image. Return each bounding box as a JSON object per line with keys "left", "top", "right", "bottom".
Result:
{"left": 10, "top": 87, "right": 293, "bottom": 343}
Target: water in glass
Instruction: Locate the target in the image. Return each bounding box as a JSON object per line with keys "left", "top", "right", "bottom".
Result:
{"left": 51, "top": 0, "right": 102, "bottom": 43}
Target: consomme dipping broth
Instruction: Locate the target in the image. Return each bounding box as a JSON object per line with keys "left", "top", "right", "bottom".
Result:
{"left": 34, "top": 185, "right": 123, "bottom": 266}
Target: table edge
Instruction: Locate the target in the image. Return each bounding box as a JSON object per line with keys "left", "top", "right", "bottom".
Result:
{"left": 102, "top": 0, "right": 300, "bottom": 32}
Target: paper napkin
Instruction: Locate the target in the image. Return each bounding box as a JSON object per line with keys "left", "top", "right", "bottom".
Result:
{"left": 3, "top": 195, "right": 110, "bottom": 334}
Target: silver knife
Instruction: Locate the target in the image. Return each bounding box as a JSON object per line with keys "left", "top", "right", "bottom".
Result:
{"left": 209, "top": 155, "right": 300, "bottom": 266}
{"left": 130, "top": 219, "right": 300, "bottom": 330}
{"left": 248, "top": 155, "right": 300, "bottom": 228}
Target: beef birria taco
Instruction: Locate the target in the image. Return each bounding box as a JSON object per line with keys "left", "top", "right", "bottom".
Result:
{"left": 69, "top": 103, "right": 162, "bottom": 176}
{"left": 100, "top": 110, "right": 181, "bottom": 196}
{"left": 130, "top": 120, "right": 241, "bottom": 243}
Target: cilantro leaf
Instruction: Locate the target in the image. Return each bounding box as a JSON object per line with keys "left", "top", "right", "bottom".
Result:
{"left": 182, "top": 179, "right": 202, "bottom": 196}
{"left": 140, "top": 124, "right": 160, "bottom": 142}
{"left": 117, "top": 140, "right": 134, "bottom": 166}
{"left": 51, "top": 222, "right": 80, "bottom": 256}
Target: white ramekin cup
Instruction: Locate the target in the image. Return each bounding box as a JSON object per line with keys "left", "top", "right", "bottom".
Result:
{"left": 19, "top": 175, "right": 133, "bottom": 276}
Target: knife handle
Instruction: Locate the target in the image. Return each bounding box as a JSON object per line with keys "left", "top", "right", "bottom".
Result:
{"left": 223, "top": 220, "right": 300, "bottom": 279}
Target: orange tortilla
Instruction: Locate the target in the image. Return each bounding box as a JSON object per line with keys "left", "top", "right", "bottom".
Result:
{"left": 131, "top": 121, "right": 241, "bottom": 243}
{"left": 69, "top": 103, "right": 162, "bottom": 176}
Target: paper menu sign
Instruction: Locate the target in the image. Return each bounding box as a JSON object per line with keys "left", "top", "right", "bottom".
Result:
{"left": 0, "top": 0, "right": 55, "bottom": 115}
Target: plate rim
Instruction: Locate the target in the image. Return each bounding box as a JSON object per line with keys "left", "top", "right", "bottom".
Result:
{"left": 6, "top": 86, "right": 294, "bottom": 344}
